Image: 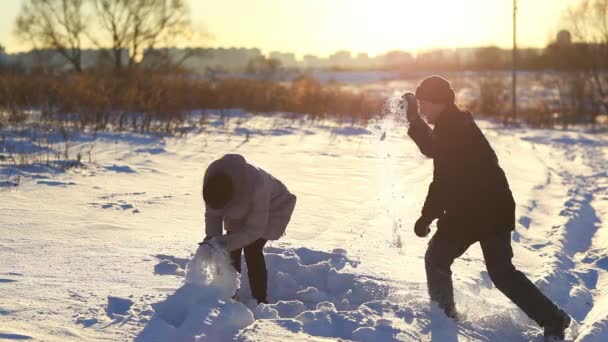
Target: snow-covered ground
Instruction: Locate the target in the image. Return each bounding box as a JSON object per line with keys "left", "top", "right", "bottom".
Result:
{"left": 0, "top": 108, "right": 607, "bottom": 341}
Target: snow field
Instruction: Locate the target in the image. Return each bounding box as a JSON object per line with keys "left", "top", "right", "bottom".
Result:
{"left": 1, "top": 106, "right": 607, "bottom": 341}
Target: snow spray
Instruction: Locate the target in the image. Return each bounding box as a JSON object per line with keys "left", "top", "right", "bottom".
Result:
{"left": 365, "top": 95, "right": 411, "bottom": 249}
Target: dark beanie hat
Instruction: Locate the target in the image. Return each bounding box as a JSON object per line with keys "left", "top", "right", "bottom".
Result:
{"left": 203, "top": 172, "right": 234, "bottom": 209}
{"left": 415, "top": 75, "right": 455, "bottom": 104}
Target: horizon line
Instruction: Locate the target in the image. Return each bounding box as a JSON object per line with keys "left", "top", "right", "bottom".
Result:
{"left": 2, "top": 43, "right": 555, "bottom": 59}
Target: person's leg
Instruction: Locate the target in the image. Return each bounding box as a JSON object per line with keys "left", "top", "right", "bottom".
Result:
{"left": 230, "top": 248, "right": 242, "bottom": 273}
{"left": 480, "top": 231, "right": 566, "bottom": 329}
{"left": 243, "top": 238, "right": 268, "bottom": 304}
{"left": 425, "top": 232, "right": 473, "bottom": 317}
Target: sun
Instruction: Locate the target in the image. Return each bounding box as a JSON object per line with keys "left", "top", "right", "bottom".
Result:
{"left": 188, "top": 0, "right": 541, "bottom": 58}
{"left": 289, "top": 0, "right": 510, "bottom": 57}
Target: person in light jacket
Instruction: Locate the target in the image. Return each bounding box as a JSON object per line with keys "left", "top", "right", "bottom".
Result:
{"left": 201, "top": 153, "right": 297, "bottom": 304}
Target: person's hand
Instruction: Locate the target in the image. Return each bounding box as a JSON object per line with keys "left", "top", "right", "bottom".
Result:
{"left": 414, "top": 215, "right": 433, "bottom": 237}
{"left": 198, "top": 236, "right": 224, "bottom": 252}
{"left": 401, "top": 92, "right": 419, "bottom": 122}
{"left": 198, "top": 235, "right": 213, "bottom": 246}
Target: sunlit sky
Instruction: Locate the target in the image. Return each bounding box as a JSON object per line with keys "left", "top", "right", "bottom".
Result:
{"left": 0, "top": 0, "right": 578, "bottom": 58}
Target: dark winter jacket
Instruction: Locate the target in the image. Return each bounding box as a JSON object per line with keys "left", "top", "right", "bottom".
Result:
{"left": 408, "top": 105, "right": 515, "bottom": 239}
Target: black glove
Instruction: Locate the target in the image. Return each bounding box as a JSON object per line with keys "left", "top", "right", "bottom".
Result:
{"left": 401, "top": 93, "right": 420, "bottom": 122}
{"left": 414, "top": 215, "right": 433, "bottom": 237}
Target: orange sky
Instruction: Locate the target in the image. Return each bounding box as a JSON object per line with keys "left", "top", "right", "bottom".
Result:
{"left": 1, "top": 0, "right": 579, "bottom": 57}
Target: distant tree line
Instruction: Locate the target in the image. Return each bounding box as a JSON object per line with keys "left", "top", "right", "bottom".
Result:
{"left": 0, "top": 70, "right": 382, "bottom": 132}
{"left": 13, "top": 0, "right": 194, "bottom": 72}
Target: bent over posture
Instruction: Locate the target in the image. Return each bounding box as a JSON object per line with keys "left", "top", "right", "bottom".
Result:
{"left": 202, "top": 154, "right": 296, "bottom": 304}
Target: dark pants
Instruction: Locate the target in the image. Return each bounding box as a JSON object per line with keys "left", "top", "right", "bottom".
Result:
{"left": 425, "top": 230, "right": 560, "bottom": 327}
{"left": 230, "top": 238, "right": 268, "bottom": 303}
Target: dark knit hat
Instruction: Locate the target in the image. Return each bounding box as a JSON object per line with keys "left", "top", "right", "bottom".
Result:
{"left": 203, "top": 172, "right": 234, "bottom": 209}
{"left": 415, "top": 75, "right": 455, "bottom": 104}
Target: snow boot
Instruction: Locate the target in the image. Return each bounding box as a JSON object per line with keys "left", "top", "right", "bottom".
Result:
{"left": 443, "top": 305, "right": 460, "bottom": 321}
{"left": 544, "top": 309, "right": 571, "bottom": 341}
{"left": 257, "top": 298, "right": 268, "bottom": 305}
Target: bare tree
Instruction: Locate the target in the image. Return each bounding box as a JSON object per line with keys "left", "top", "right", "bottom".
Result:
{"left": 91, "top": 0, "right": 131, "bottom": 70}
{"left": 563, "top": 0, "right": 608, "bottom": 121}
{"left": 92, "top": 0, "right": 191, "bottom": 70}
{"left": 15, "top": 0, "right": 88, "bottom": 72}
{"left": 0, "top": 43, "right": 5, "bottom": 66}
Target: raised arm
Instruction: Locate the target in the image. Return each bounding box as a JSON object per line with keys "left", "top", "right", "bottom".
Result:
{"left": 407, "top": 117, "right": 434, "bottom": 157}
{"left": 402, "top": 93, "right": 434, "bottom": 158}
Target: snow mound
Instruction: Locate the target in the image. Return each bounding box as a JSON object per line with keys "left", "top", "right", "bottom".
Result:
{"left": 134, "top": 243, "right": 573, "bottom": 341}
{"left": 152, "top": 254, "right": 189, "bottom": 276}
{"left": 232, "top": 247, "right": 378, "bottom": 310}
{"left": 235, "top": 246, "right": 413, "bottom": 341}
{"left": 136, "top": 244, "right": 253, "bottom": 341}
{"left": 137, "top": 245, "right": 407, "bottom": 341}
{"left": 578, "top": 317, "right": 608, "bottom": 342}
{"left": 154, "top": 260, "right": 184, "bottom": 276}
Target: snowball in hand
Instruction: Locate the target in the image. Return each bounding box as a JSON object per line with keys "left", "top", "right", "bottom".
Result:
{"left": 186, "top": 243, "right": 239, "bottom": 298}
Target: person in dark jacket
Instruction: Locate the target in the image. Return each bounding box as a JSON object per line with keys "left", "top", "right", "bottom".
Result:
{"left": 403, "top": 75, "right": 571, "bottom": 340}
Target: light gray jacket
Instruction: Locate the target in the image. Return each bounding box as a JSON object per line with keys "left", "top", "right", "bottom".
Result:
{"left": 204, "top": 154, "right": 296, "bottom": 251}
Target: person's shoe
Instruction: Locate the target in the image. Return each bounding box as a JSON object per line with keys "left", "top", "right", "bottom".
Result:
{"left": 433, "top": 301, "right": 460, "bottom": 321}
{"left": 256, "top": 297, "right": 268, "bottom": 305}
{"left": 443, "top": 305, "right": 461, "bottom": 321}
{"left": 544, "top": 309, "right": 571, "bottom": 341}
